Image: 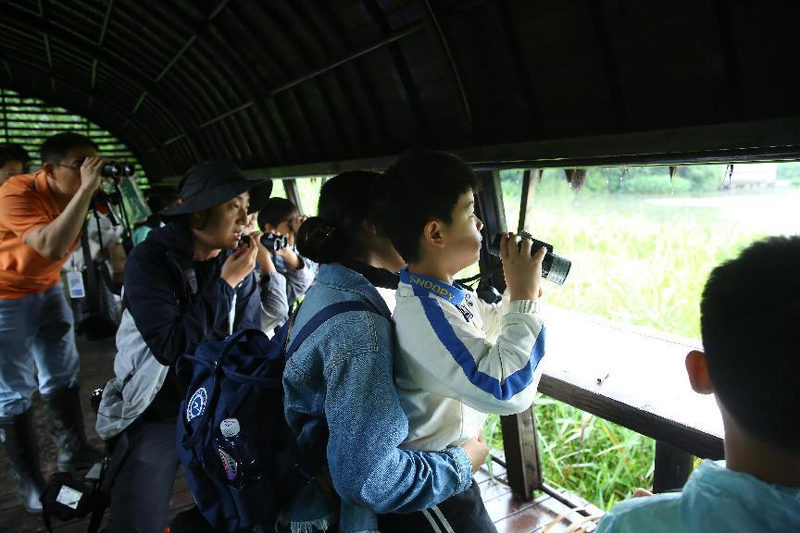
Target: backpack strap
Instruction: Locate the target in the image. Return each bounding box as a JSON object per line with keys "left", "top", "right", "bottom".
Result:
{"left": 279, "top": 300, "right": 381, "bottom": 502}
{"left": 285, "top": 300, "right": 381, "bottom": 358}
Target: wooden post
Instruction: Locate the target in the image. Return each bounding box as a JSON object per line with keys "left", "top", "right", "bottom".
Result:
{"left": 284, "top": 178, "right": 304, "bottom": 215}
{"left": 653, "top": 440, "right": 694, "bottom": 493}
{"left": 475, "top": 170, "right": 506, "bottom": 291}
{"left": 501, "top": 407, "right": 543, "bottom": 500}
{"left": 517, "top": 169, "right": 541, "bottom": 233}
{"left": 475, "top": 170, "right": 543, "bottom": 500}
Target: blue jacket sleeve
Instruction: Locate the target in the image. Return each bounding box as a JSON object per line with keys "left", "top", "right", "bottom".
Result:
{"left": 233, "top": 270, "right": 262, "bottom": 331}
{"left": 323, "top": 345, "right": 473, "bottom": 513}
{"left": 124, "top": 249, "right": 235, "bottom": 366}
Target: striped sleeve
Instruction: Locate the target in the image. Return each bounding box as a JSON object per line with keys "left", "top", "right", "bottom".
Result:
{"left": 396, "top": 294, "right": 546, "bottom": 415}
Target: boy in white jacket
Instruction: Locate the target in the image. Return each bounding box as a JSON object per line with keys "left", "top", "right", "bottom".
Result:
{"left": 374, "top": 150, "right": 548, "bottom": 533}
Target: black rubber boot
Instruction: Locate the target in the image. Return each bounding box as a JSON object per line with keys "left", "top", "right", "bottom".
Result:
{"left": 0, "top": 411, "right": 45, "bottom": 514}
{"left": 41, "top": 386, "right": 104, "bottom": 472}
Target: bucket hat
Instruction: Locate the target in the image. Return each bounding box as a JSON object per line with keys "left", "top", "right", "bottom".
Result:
{"left": 161, "top": 160, "right": 272, "bottom": 220}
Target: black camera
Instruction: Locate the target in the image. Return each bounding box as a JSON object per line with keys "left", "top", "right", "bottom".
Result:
{"left": 100, "top": 161, "right": 135, "bottom": 179}
{"left": 41, "top": 472, "right": 103, "bottom": 524}
{"left": 260, "top": 232, "right": 289, "bottom": 252}
{"left": 489, "top": 231, "right": 572, "bottom": 285}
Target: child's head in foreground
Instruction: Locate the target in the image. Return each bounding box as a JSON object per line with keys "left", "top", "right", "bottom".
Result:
{"left": 687, "top": 235, "right": 799, "bottom": 456}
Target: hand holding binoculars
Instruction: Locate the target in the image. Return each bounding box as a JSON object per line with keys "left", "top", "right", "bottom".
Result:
{"left": 488, "top": 231, "right": 571, "bottom": 285}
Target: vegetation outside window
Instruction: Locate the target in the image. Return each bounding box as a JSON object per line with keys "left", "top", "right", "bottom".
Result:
{"left": 486, "top": 163, "right": 799, "bottom": 508}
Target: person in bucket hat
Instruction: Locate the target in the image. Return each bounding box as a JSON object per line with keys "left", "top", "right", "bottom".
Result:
{"left": 97, "top": 160, "right": 271, "bottom": 533}
{"left": 161, "top": 159, "right": 272, "bottom": 221}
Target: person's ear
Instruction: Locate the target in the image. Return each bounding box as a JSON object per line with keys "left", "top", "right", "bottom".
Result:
{"left": 422, "top": 220, "right": 445, "bottom": 248}
{"left": 42, "top": 162, "right": 55, "bottom": 175}
{"left": 189, "top": 210, "right": 209, "bottom": 230}
{"left": 263, "top": 223, "right": 276, "bottom": 233}
{"left": 685, "top": 349, "right": 715, "bottom": 395}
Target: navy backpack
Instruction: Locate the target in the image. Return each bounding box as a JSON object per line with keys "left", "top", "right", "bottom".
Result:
{"left": 176, "top": 300, "right": 376, "bottom": 532}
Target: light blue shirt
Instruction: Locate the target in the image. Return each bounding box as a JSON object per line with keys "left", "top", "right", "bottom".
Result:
{"left": 597, "top": 460, "right": 800, "bottom": 533}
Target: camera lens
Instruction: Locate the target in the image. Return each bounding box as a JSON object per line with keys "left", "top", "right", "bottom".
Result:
{"left": 542, "top": 254, "right": 571, "bottom": 285}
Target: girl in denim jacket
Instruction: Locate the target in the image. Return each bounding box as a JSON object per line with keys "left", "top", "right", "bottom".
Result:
{"left": 280, "top": 171, "right": 489, "bottom": 533}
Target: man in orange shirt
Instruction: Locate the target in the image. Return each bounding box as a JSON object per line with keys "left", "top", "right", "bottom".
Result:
{"left": 0, "top": 143, "right": 30, "bottom": 186}
{"left": 0, "top": 132, "right": 105, "bottom": 513}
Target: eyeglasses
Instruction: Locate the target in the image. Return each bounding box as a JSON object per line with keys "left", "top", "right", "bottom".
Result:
{"left": 53, "top": 157, "right": 87, "bottom": 172}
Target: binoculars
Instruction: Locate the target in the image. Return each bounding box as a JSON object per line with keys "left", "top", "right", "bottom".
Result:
{"left": 101, "top": 161, "right": 135, "bottom": 179}
{"left": 260, "top": 232, "right": 289, "bottom": 252}
{"left": 488, "top": 231, "right": 572, "bottom": 285}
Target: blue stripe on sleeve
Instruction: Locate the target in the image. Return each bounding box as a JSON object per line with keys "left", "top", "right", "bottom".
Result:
{"left": 417, "top": 295, "right": 546, "bottom": 401}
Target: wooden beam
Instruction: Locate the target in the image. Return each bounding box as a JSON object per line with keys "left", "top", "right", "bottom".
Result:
{"left": 306, "top": 0, "right": 392, "bottom": 154}
{"left": 420, "top": 0, "right": 472, "bottom": 135}
{"left": 539, "top": 373, "right": 724, "bottom": 460}
{"left": 0, "top": 2, "right": 193, "bottom": 145}
{"left": 199, "top": 112, "right": 800, "bottom": 181}
{"left": 155, "top": 35, "right": 197, "bottom": 83}
{"left": 362, "top": 0, "right": 430, "bottom": 137}
{"left": 0, "top": 60, "right": 164, "bottom": 175}
{"left": 492, "top": 0, "right": 542, "bottom": 131}
{"left": 98, "top": 0, "right": 114, "bottom": 46}
{"left": 267, "top": 21, "right": 423, "bottom": 98}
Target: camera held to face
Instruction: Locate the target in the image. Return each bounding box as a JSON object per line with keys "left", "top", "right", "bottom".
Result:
{"left": 260, "top": 232, "right": 289, "bottom": 252}
{"left": 489, "top": 231, "right": 571, "bottom": 285}
{"left": 100, "top": 161, "right": 135, "bottom": 179}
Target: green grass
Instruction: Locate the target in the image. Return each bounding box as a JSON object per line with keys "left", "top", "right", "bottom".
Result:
{"left": 483, "top": 395, "right": 655, "bottom": 510}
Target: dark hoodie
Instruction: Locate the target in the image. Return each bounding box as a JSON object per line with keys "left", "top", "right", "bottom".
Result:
{"left": 123, "top": 221, "right": 261, "bottom": 420}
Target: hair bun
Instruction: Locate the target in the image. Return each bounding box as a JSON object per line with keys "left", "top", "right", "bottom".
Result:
{"left": 296, "top": 216, "right": 339, "bottom": 263}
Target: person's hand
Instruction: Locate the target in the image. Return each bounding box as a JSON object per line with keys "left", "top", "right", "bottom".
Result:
{"left": 221, "top": 234, "right": 258, "bottom": 288}
{"left": 79, "top": 157, "right": 104, "bottom": 194}
{"left": 500, "top": 232, "right": 546, "bottom": 302}
{"left": 459, "top": 433, "right": 490, "bottom": 474}
{"left": 253, "top": 231, "right": 277, "bottom": 273}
